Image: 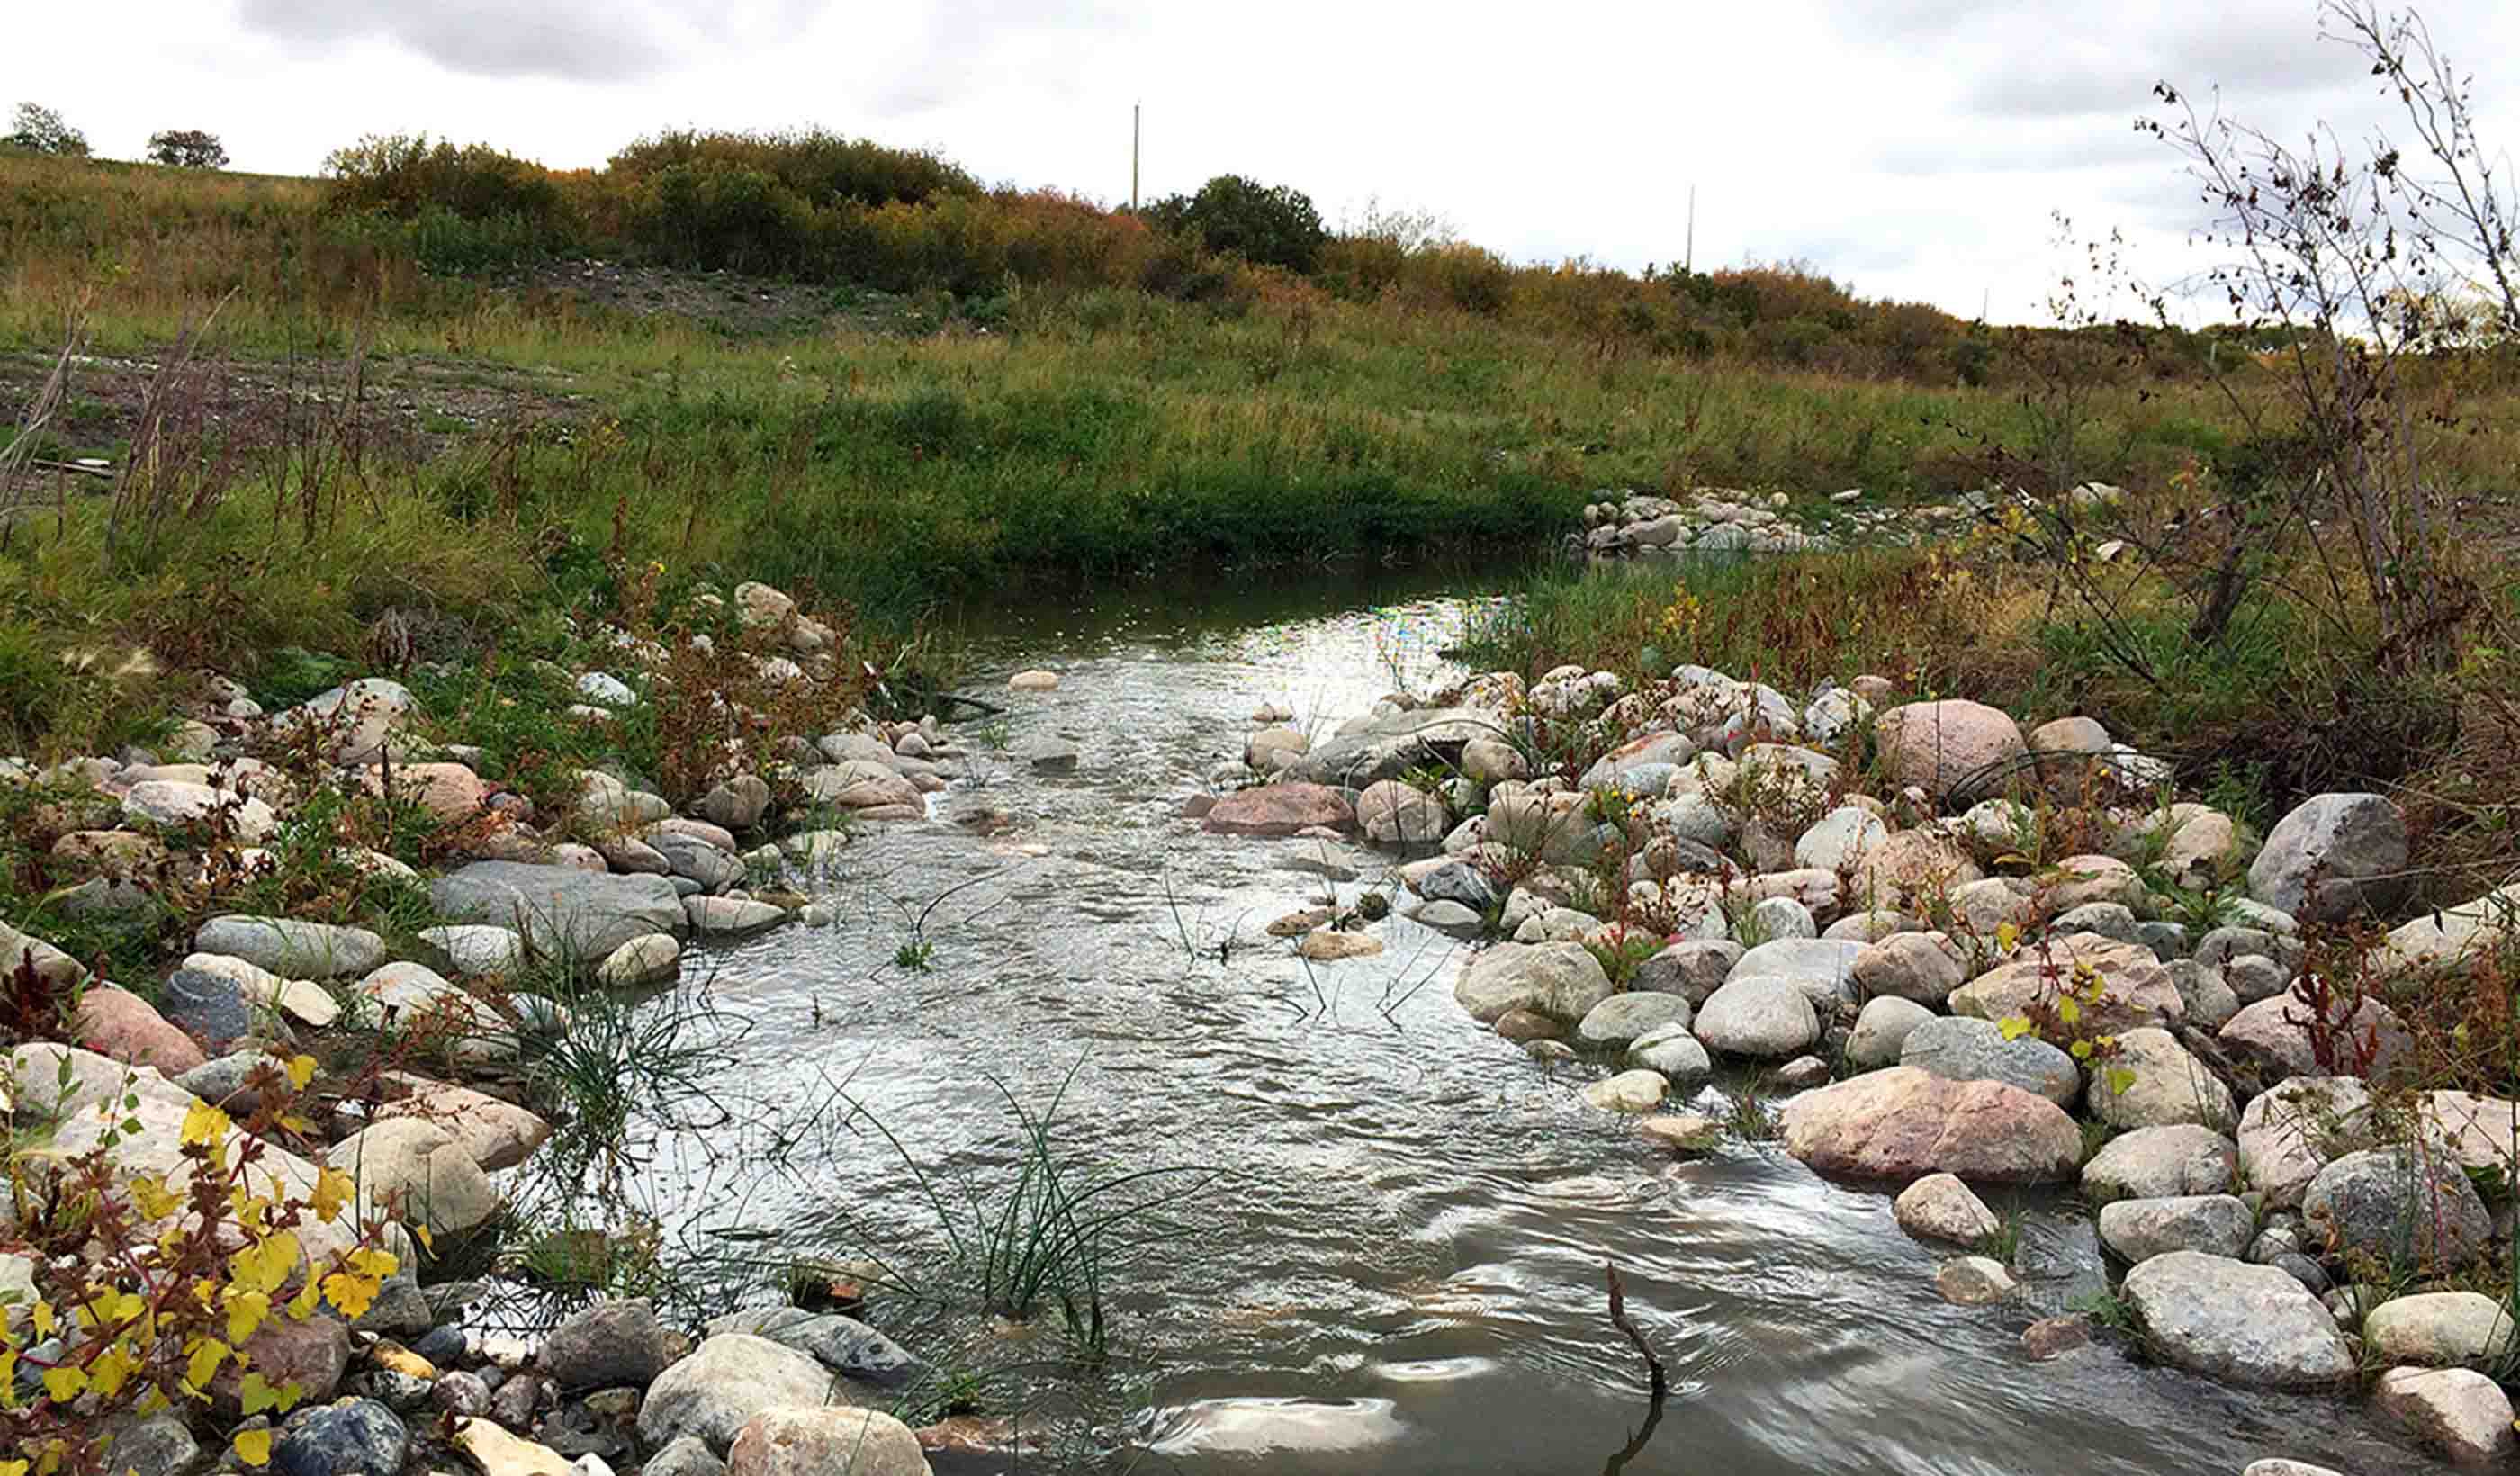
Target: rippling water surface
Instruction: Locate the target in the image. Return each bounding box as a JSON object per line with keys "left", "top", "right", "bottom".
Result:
{"left": 604, "top": 568, "right": 2444, "bottom": 1475}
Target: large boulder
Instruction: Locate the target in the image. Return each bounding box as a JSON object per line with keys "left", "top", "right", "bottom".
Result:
{"left": 725, "top": 1408, "right": 930, "bottom": 1476}
{"left": 704, "top": 1308, "right": 922, "bottom": 1389}
{"left": 72, "top": 985, "right": 206, "bottom": 1075}
{"left": 2217, "top": 991, "right": 2414, "bottom": 1083}
{"left": 1692, "top": 977, "right": 1821, "bottom": 1059}
{"left": 325, "top": 1118, "right": 501, "bottom": 1237}
{"left": 1573, "top": 992, "right": 1692, "bottom": 1049}
{"left": 2236, "top": 1076, "right": 2380, "bottom": 1209}
{"left": 2303, "top": 1148, "right": 2493, "bottom": 1272}
{"left": 1851, "top": 931, "right": 1966, "bottom": 1004}
{"left": 2118, "top": 1251, "right": 2356, "bottom": 1388}
{"left": 430, "top": 860, "right": 687, "bottom": 961}
{"left": 376, "top": 1074, "right": 551, "bottom": 1172}
{"left": 1726, "top": 938, "right": 1865, "bottom": 1009}
{"left": 1630, "top": 940, "right": 1742, "bottom": 1004}
{"left": 1899, "top": 1015, "right": 2079, "bottom": 1105}
{"left": 2376, "top": 882, "right": 2520, "bottom": 983}
{"left": 2081, "top": 1125, "right": 2239, "bottom": 1204}
{"left": 1948, "top": 934, "right": 2183, "bottom": 1033}
{"left": 1778, "top": 1066, "right": 2083, "bottom": 1184}
{"left": 194, "top": 914, "right": 384, "bottom": 980}
{"left": 1355, "top": 779, "right": 1449, "bottom": 845}
{"left": 122, "top": 780, "right": 278, "bottom": 842}
{"left": 2248, "top": 793, "right": 2408, "bottom": 922}
{"left": 2363, "top": 1292, "right": 2518, "bottom": 1368}
{"left": 1454, "top": 942, "right": 1614, "bottom": 1024}
{"left": 1201, "top": 784, "right": 1355, "bottom": 838}
{"left": 2086, "top": 1026, "right": 2236, "bottom": 1131}
{"left": 1845, "top": 831, "right": 1982, "bottom": 914}
{"left": 638, "top": 1333, "right": 846, "bottom": 1454}
{"left": 2096, "top": 1194, "right": 2254, "bottom": 1262}
{"left": 273, "top": 1397, "right": 409, "bottom": 1476}
{"left": 1874, "top": 700, "right": 2028, "bottom": 803}
{"left": 2374, "top": 1366, "right": 2518, "bottom": 1465}
{"left": 1295, "top": 706, "right": 1497, "bottom": 787}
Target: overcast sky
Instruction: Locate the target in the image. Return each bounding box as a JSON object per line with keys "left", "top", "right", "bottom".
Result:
{"left": 13, "top": 0, "right": 2520, "bottom": 322}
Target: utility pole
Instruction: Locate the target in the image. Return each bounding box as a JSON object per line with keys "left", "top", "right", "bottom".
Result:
{"left": 1685, "top": 185, "right": 1696, "bottom": 274}
{"left": 1131, "top": 103, "right": 1140, "bottom": 211}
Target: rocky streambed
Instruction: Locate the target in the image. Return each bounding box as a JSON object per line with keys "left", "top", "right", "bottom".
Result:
{"left": 4, "top": 568, "right": 2500, "bottom": 1475}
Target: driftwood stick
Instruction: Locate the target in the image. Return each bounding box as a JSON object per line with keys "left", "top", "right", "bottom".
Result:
{"left": 1605, "top": 1260, "right": 1667, "bottom": 1398}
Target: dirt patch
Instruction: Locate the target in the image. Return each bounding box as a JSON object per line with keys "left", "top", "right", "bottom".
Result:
{"left": 492, "top": 258, "right": 927, "bottom": 338}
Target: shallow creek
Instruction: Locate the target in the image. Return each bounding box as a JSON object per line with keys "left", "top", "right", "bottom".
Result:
{"left": 590, "top": 570, "right": 2447, "bottom": 1475}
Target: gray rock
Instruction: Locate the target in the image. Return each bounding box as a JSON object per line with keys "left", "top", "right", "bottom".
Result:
{"left": 2240, "top": 1462, "right": 2344, "bottom": 1476}
{"left": 2088, "top": 1026, "right": 2237, "bottom": 1131}
{"left": 100, "top": 1413, "right": 197, "bottom": 1476}
{"left": 543, "top": 1300, "right": 670, "bottom": 1390}
{"left": 274, "top": 1397, "right": 409, "bottom": 1476}
{"left": 1630, "top": 940, "right": 1742, "bottom": 1004}
{"left": 174, "top": 1050, "right": 266, "bottom": 1106}
{"left": 1845, "top": 995, "right": 1936, "bottom": 1069}
{"left": 1626, "top": 1023, "right": 1712, "bottom": 1081}
{"left": 1416, "top": 860, "right": 1500, "bottom": 913}
{"left": 2119, "top": 1251, "right": 2356, "bottom": 1388}
{"left": 2222, "top": 954, "right": 2290, "bottom": 1004}
{"left": 648, "top": 830, "right": 745, "bottom": 891}
{"left": 1454, "top": 941, "right": 1615, "bottom": 1024}
{"left": 158, "top": 966, "right": 249, "bottom": 1049}
{"left": 2051, "top": 902, "right": 2140, "bottom": 944}
{"left": 2218, "top": 992, "right": 2412, "bottom": 1081}
{"left": 1410, "top": 899, "right": 1484, "bottom": 938}
{"left": 2167, "top": 958, "right": 2241, "bottom": 1030}
{"left": 1575, "top": 992, "right": 1693, "bottom": 1049}
{"left": 703, "top": 1307, "right": 922, "bottom": 1389}
{"left": 1694, "top": 976, "right": 1821, "bottom": 1059}
{"left": 2098, "top": 1194, "right": 2255, "bottom": 1262}
{"left": 0, "top": 920, "right": 85, "bottom": 988}
{"left": 351, "top": 1275, "right": 433, "bottom": 1336}
{"left": 2375, "top": 1365, "right": 2519, "bottom": 1464}
{"left": 418, "top": 923, "right": 528, "bottom": 978}
{"left": 642, "top": 1435, "right": 728, "bottom": 1476}
{"left": 2197, "top": 925, "right": 2304, "bottom": 971}
{"left": 432, "top": 1368, "right": 490, "bottom": 1417}
{"left": 636, "top": 1332, "right": 842, "bottom": 1453}
{"left": 430, "top": 861, "right": 686, "bottom": 960}
{"left": 1900, "top": 1015, "right": 2080, "bottom": 1106}
{"left": 1727, "top": 937, "right": 1864, "bottom": 1009}
{"left": 1019, "top": 737, "right": 1081, "bottom": 773}
{"left": 2237, "top": 1076, "right": 2380, "bottom": 1209}
{"left": 2249, "top": 792, "right": 2408, "bottom": 922}
{"left": 696, "top": 775, "right": 773, "bottom": 832}
{"left": 2362, "top": 1291, "right": 2519, "bottom": 1367}
{"left": 1748, "top": 896, "right": 1817, "bottom": 941}
{"left": 195, "top": 914, "right": 385, "bottom": 980}
{"left": 2133, "top": 920, "right": 2189, "bottom": 962}
{"left": 1297, "top": 706, "right": 1498, "bottom": 788}
{"left": 2082, "top": 1125, "right": 2239, "bottom": 1204}
{"left": 2303, "top": 1148, "right": 2493, "bottom": 1272}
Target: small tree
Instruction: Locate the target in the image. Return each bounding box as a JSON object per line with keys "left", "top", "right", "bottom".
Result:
{"left": 148, "top": 128, "right": 230, "bottom": 169}
{"left": 1144, "top": 174, "right": 1328, "bottom": 273}
{"left": 5, "top": 102, "right": 89, "bottom": 157}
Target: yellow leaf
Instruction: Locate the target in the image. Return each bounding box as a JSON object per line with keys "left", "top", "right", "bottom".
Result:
{"left": 238, "top": 1371, "right": 281, "bottom": 1417}
{"left": 233, "top": 1428, "right": 274, "bottom": 1469}
{"left": 230, "top": 1232, "right": 299, "bottom": 1296}
{"left": 1994, "top": 922, "right": 2020, "bottom": 951}
{"left": 86, "top": 1341, "right": 136, "bottom": 1400}
{"left": 2069, "top": 1039, "right": 2094, "bottom": 1060}
{"left": 286, "top": 1054, "right": 317, "bottom": 1092}
{"left": 1996, "top": 1015, "right": 2035, "bottom": 1041}
{"left": 225, "top": 1289, "right": 271, "bottom": 1346}
{"left": 349, "top": 1246, "right": 400, "bottom": 1280}
{"left": 2056, "top": 994, "right": 2082, "bottom": 1027}
{"left": 184, "top": 1337, "right": 230, "bottom": 1390}
{"left": 180, "top": 1100, "right": 231, "bottom": 1148}
{"left": 320, "top": 1271, "right": 378, "bottom": 1320}
{"left": 312, "top": 1166, "right": 355, "bottom": 1225}
{"left": 129, "top": 1173, "right": 179, "bottom": 1220}
{"left": 0, "top": 1459, "right": 26, "bottom": 1476}
{"left": 412, "top": 1224, "right": 436, "bottom": 1254}
{"left": 286, "top": 1281, "right": 323, "bottom": 1321}
{"left": 39, "top": 1364, "right": 85, "bottom": 1403}
{"left": 29, "top": 1301, "right": 53, "bottom": 1338}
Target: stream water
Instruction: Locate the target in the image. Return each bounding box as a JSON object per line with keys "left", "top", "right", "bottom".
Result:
{"left": 593, "top": 568, "right": 2446, "bottom": 1475}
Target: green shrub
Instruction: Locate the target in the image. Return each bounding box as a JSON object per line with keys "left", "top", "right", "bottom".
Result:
{"left": 322, "top": 133, "right": 567, "bottom": 226}
{"left": 1144, "top": 175, "right": 1326, "bottom": 274}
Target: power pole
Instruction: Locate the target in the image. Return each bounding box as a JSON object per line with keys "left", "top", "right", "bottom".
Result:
{"left": 1130, "top": 103, "right": 1140, "bottom": 211}
{"left": 1685, "top": 185, "right": 1696, "bottom": 274}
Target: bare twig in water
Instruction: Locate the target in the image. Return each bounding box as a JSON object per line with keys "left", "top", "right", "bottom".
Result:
{"left": 1605, "top": 1261, "right": 1667, "bottom": 1396}
{"left": 1601, "top": 1260, "right": 1670, "bottom": 1475}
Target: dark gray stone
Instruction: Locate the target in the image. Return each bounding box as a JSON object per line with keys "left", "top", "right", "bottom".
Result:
{"left": 702, "top": 1307, "right": 923, "bottom": 1389}
{"left": 1900, "top": 1015, "right": 2080, "bottom": 1106}
{"left": 413, "top": 1324, "right": 469, "bottom": 1367}
{"left": 159, "top": 967, "right": 249, "bottom": 1048}
{"left": 101, "top": 1413, "right": 197, "bottom": 1476}
{"left": 1416, "top": 860, "right": 1500, "bottom": 914}
{"left": 1296, "top": 706, "right": 1499, "bottom": 787}
{"left": 274, "top": 1398, "right": 408, "bottom": 1476}
{"left": 643, "top": 1435, "right": 729, "bottom": 1476}
{"left": 542, "top": 1298, "right": 670, "bottom": 1390}
{"left": 2304, "top": 1148, "right": 2493, "bottom": 1272}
